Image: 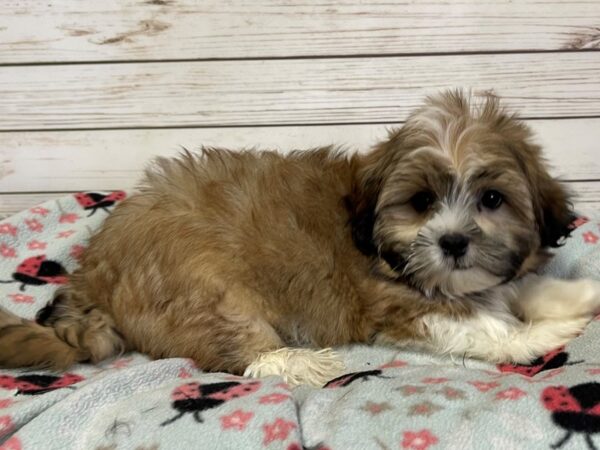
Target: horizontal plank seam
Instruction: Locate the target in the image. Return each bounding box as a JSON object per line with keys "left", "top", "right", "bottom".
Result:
{"left": 566, "top": 179, "right": 600, "bottom": 184}
{"left": 1, "top": 48, "right": 599, "bottom": 68}
{"left": 2, "top": 116, "right": 600, "bottom": 133}
{"left": 2, "top": 180, "right": 599, "bottom": 197}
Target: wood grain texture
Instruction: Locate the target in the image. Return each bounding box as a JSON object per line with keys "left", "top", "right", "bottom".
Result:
{"left": 1, "top": 119, "right": 598, "bottom": 193}
{"left": 3, "top": 180, "right": 599, "bottom": 219}
{"left": 0, "top": 193, "right": 68, "bottom": 219}
{"left": 1, "top": 53, "right": 600, "bottom": 130}
{"left": 1, "top": 0, "right": 599, "bottom": 63}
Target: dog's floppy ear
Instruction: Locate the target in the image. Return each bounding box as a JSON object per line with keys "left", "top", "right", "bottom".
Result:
{"left": 492, "top": 108, "right": 576, "bottom": 249}
{"left": 347, "top": 130, "right": 404, "bottom": 255}
{"left": 535, "top": 170, "right": 576, "bottom": 248}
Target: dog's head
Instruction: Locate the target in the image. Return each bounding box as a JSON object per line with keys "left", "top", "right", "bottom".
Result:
{"left": 351, "top": 90, "right": 574, "bottom": 298}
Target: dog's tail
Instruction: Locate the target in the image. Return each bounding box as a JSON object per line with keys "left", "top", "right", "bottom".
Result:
{"left": 0, "top": 290, "right": 124, "bottom": 370}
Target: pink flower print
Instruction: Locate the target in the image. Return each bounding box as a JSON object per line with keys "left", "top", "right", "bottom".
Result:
{"left": 24, "top": 218, "right": 43, "bottom": 233}
{"left": 70, "top": 244, "right": 86, "bottom": 262}
{"left": 178, "top": 367, "right": 192, "bottom": 378}
{"left": 440, "top": 386, "right": 466, "bottom": 400}
{"left": 0, "top": 223, "right": 17, "bottom": 237}
{"left": 397, "top": 385, "right": 426, "bottom": 396}
{"left": 401, "top": 429, "right": 439, "bottom": 450}
{"left": 588, "top": 368, "right": 600, "bottom": 375}
{"left": 59, "top": 213, "right": 80, "bottom": 224}
{"left": 481, "top": 369, "right": 504, "bottom": 377}
{"left": 220, "top": 409, "right": 254, "bottom": 431}
{"left": 536, "top": 368, "right": 565, "bottom": 381}
{"left": 30, "top": 206, "right": 49, "bottom": 216}
{"left": 0, "top": 436, "right": 21, "bottom": 450}
{"left": 185, "top": 358, "right": 198, "bottom": 369}
{"left": 422, "top": 377, "right": 448, "bottom": 384}
{"left": 583, "top": 231, "right": 599, "bottom": 244}
{"left": 259, "top": 393, "right": 291, "bottom": 405}
{"left": 408, "top": 401, "right": 443, "bottom": 417}
{"left": 0, "top": 244, "right": 16, "bottom": 258}
{"left": 495, "top": 387, "right": 526, "bottom": 400}
{"left": 27, "top": 240, "right": 47, "bottom": 250}
{"left": 111, "top": 357, "right": 132, "bottom": 369}
{"left": 362, "top": 401, "right": 392, "bottom": 415}
{"left": 380, "top": 359, "right": 408, "bottom": 369}
{"left": 0, "top": 415, "right": 14, "bottom": 437}
{"left": 570, "top": 216, "right": 588, "bottom": 229}
{"left": 8, "top": 294, "right": 34, "bottom": 304}
{"left": 469, "top": 381, "right": 500, "bottom": 392}
{"left": 57, "top": 230, "right": 76, "bottom": 238}
{"left": 263, "top": 418, "right": 297, "bottom": 445}
{"left": 287, "top": 444, "right": 303, "bottom": 450}
{"left": 0, "top": 399, "right": 13, "bottom": 409}
{"left": 275, "top": 382, "right": 291, "bottom": 391}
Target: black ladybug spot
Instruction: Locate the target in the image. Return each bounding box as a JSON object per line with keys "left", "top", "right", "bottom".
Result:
{"left": 37, "top": 260, "right": 66, "bottom": 277}
{"left": 13, "top": 273, "right": 47, "bottom": 286}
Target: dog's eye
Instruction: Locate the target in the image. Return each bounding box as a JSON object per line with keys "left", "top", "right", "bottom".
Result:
{"left": 410, "top": 191, "right": 435, "bottom": 213}
{"left": 481, "top": 190, "right": 503, "bottom": 210}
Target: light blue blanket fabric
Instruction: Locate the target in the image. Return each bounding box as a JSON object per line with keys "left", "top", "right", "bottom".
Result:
{"left": 1, "top": 193, "right": 599, "bottom": 450}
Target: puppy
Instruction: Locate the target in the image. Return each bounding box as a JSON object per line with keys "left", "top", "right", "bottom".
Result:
{"left": 1, "top": 90, "right": 599, "bottom": 387}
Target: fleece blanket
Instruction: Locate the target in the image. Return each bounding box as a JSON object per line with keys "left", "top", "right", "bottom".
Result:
{"left": 1, "top": 193, "right": 600, "bottom": 450}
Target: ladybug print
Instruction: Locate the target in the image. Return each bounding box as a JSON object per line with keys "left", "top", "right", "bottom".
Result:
{"left": 498, "top": 346, "right": 581, "bottom": 377}
{"left": 0, "top": 255, "right": 68, "bottom": 291}
{"left": 0, "top": 373, "right": 84, "bottom": 395}
{"left": 324, "top": 370, "right": 389, "bottom": 389}
{"left": 75, "top": 191, "right": 126, "bottom": 216}
{"left": 161, "top": 380, "right": 261, "bottom": 426}
{"left": 542, "top": 382, "right": 600, "bottom": 449}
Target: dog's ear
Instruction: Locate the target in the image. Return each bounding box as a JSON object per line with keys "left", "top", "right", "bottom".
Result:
{"left": 490, "top": 107, "right": 576, "bottom": 249}
{"left": 534, "top": 170, "right": 576, "bottom": 248}
{"left": 347, "top": 130, "right": 404, "bottom": 255}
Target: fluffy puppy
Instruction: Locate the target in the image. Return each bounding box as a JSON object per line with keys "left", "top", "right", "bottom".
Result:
{"left": 1, "top": 90, "right": 599, "bottom": 386}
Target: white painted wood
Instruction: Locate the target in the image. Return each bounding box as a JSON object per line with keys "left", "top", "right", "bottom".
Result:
{"left": 1, "top": 0, "right": 599, "bottom": 63}
{"left": 2, "top": 180, "right": 599, "bottom": 219}
{"left": 569, "top": 182, "right": 600, "bottom": 216}
{"left": 1, "top": 53, "right": 599, "bottom": 130}
{"left": 0, "top": 193, "right": 69, "bottom": 219}
{"left": 0, "top": 119, "right": 598, "bottom": 193}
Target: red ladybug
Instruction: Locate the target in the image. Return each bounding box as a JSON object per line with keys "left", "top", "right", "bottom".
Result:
{"left": 498, "top": 347, "right": 580, "bottom": 377}
{"left": 0, "top": 255, "right": 68, "bottom": 291}
{"left": 542, "top": 382, "right": 600, "bottom": 449}
{"left": 75, "top": 191, "right": 126, "bottom": 216}
{"left": 161, "top": 380, "right": 261, "bottom": 426}
{"left": 324, "top": 370, "right": 389, "bottom": 389}
{"left": 0, "top": 373, "right": 84, "bottom": 395}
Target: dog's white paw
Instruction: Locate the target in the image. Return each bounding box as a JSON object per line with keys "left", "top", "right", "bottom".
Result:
{"left": 244, "top": 347, "right": 345, "bottom": 387}
{"left": 574, "top": 278, "right": 600, "bottom": 315}
{"left": 517, "top": 276, "right": 600, "bottom": 322}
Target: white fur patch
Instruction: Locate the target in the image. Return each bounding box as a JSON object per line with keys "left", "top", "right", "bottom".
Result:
{"left": 419, "top": 310, "right": 589, "bottom": 364}
{"left": 243, "top": 347, "right": 345, "bottom": 387}
{"left": 514, "top": 275, "right": 600, "bottom": 321}
{"left": 418, "top": 275, "right": 600, "bottom": 365}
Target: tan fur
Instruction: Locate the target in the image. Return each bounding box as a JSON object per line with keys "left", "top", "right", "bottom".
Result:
{"left": 0, "top": 90, "right": 576, "bottom": 375}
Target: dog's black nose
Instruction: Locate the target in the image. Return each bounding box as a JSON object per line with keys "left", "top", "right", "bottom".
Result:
{"left": 439, "top": 234, "right": 469, "bottom": 258}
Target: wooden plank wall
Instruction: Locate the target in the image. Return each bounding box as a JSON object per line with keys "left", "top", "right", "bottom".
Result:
{"left": 1, "top": 0, "right": 599, "bottom": 217}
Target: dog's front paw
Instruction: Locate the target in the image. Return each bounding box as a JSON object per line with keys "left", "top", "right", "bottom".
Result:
{"left": 517, "top": 276, "right": 600, "bottom": 322}
{"left": 573, "top": 278, "right": 600, "bottom": 316}
{"left": 504, "top": 316, "right": 591, "bottom": 365}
